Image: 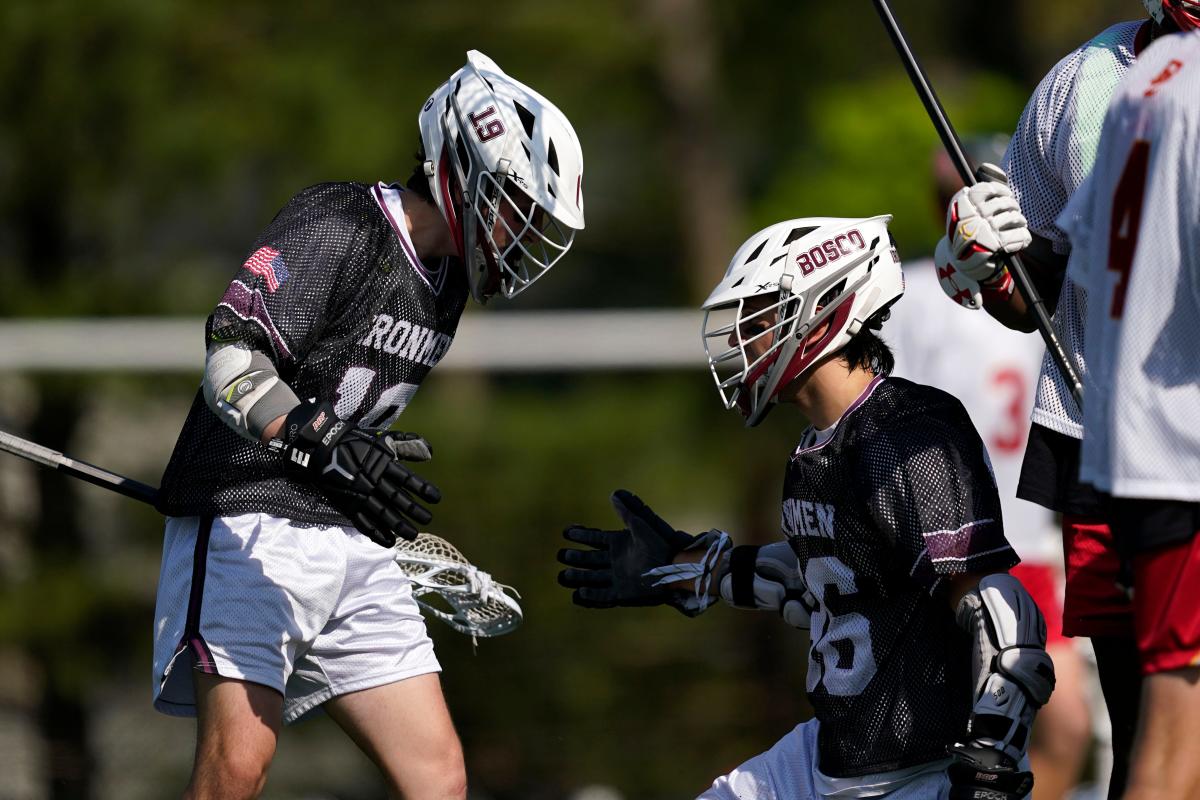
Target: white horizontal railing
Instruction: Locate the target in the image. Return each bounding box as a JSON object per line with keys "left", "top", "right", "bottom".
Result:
{"left": 0, "top": 310, "right": 707, "bottom": 372}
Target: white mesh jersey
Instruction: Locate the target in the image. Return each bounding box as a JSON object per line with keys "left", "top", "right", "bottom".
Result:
{"left": 886, "top": 261, "right": 1060, "bottom": 562}
{"left": 1004, "top": 20, "right": 1148, "bottom": 439}
{"left": 1061, "top": 30, "right": 1200, "bottom": 501}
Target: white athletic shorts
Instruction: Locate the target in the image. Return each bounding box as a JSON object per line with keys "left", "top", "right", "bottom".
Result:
{"left": 153, "top": 513, "right": 440, "bottom": 723}
{"left": 699, "top": 720, "right": 953, "bottom": 800}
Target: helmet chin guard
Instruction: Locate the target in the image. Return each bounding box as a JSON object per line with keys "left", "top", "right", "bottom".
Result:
{"left": 701, "top": 216, "right": 903, "bottom": 426}
{"left": 418, "top": 51, "right": 585, "bottom": 303}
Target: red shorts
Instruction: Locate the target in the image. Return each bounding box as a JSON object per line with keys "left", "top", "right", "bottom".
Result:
{"left": 1061, "top": 514, "right": 1133, "bottom": 639}
{"left": 1131, "top": 533, "right": 1200, "bottom": 675}
{"left": 1009, "top": 561, "right": 1067, "bottom": 647}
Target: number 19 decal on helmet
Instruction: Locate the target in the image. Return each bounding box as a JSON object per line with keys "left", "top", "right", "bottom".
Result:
{"left": 701, "top": 216, "right": 903, "bottom": 426}
{"left": 419, "top": 51, "right": 586, "bottom": 303}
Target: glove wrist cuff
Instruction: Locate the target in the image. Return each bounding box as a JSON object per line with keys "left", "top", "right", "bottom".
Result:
{"left": 282, "top": 401, "right": 347, "bottom": 472}
{"left": 980, "top": 268, "right": 1014, "bottom": 298}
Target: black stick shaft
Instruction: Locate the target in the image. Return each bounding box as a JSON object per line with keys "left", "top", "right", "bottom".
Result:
{"left": 0, "top": 429, "right": 160, "bottom": 506}
{"left": 871, "top": 0, "right": 1084, "bottom": 410}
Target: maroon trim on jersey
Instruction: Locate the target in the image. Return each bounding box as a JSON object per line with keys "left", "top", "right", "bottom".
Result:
{"left": 1134, "top": 19, "right": 1154, "bottom": 56}
{"left": 218, "top": 281, "right": 293, "bottom": 362}
{"left": 792, "top": 374, "right": 886, "bottom": 457}
{"left": 371, "top": 182, "right": 447, "bottom": 294}
{"left": 922, "top": 518, "right": 1010, "bottom": 566}
{"left": 176, "top": 516, "right": 218, "bottom": 675}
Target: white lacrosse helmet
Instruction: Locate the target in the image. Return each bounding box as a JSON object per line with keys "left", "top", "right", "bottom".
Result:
{"left": 702, "top": 216, "right": 903, "bottom": 426}
{"left": 419, "top": 50, "right": 585, "bottom": 303}
{"left": 1144, "top": 0, "right": 1200, "bottom": 29}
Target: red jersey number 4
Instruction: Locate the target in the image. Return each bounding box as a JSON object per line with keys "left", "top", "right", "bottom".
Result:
{"left": 1107, "top": 139, "right": 1151, "bottom": 319}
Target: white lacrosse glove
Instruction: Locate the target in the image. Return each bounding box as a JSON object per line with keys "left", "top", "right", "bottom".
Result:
{"left": 937, "top": 165, "right": 1031, "bottom": 285}
{"left": 718, "top": 541, "right": 816, "bottom": 629}
{"left": 935, "top": 236, "right": 983, "bottom": 311}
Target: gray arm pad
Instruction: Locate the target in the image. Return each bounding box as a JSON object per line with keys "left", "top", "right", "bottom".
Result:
{"left": 202, "top": 345, "right": 301, "bottom": 442}
{"left": 956, "top": 573, "right": 1055, "bottom": 706}
{"left": 954, "top": 573, "right": 1056, "bottom": 763}
{"left": 717, "top": 541, "right": 814, "bottom": 629}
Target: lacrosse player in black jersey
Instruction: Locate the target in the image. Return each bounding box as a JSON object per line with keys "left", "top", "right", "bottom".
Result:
{"left": 152, "top": 51, "right": 583, "bottom": 800}
{"left": 559, "top": 217, "right": 1054, "bottom": 800}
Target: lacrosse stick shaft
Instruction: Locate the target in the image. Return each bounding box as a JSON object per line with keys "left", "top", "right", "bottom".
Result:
{"left": 1, "top": 429, "right": 518, "bottom": 638}
{"left": 871, "top": 0, "right": 1085, "bottom": 410}
{"left": 0, "top": 428, "right": 160, "bottom": 505}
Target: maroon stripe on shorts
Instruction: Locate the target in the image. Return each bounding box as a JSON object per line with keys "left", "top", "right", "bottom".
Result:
{"left": 178, "top": 515, "right": 217, "bottom": 673}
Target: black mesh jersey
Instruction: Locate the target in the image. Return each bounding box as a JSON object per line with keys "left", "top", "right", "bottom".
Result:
{"left": 783, "top": 375, "right": 1019, "bottom": 778}
{"left": 157, "top": 182, "right": 469, "bottom": 524}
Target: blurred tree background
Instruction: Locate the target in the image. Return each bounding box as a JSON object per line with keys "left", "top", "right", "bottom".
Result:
{"left": 0, "top": 1, "right": 1136, "bottom": 797}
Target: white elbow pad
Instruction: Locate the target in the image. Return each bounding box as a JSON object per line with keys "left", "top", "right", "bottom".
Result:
{"left": 718, "top": 541, "right": 815, "bottom": 629}
{"left": 956, "top": 573, "right": 1056, "bottom": 763}
{"left": 202, "top": 345, "right": 300, "bottom": 441}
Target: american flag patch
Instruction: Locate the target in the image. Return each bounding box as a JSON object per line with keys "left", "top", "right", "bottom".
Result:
{"left": 242, "top": 246, "right": 289, "bottom": 293}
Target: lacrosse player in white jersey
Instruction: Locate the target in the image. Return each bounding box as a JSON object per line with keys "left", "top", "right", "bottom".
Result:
{"left": 888, "top": 134, "right": 1093, "bottom": 800}
{"left": 152, "top": 51, "right": 584, "bottom": 799}
{"left": 560, "top": 217, "right": 1055, "bottom": 800}
{"left": 1056, "top": 29, "right": 1200, "bottom": 800}
{"left": 931, "top": 5, "right": 1198, "bottom": 793}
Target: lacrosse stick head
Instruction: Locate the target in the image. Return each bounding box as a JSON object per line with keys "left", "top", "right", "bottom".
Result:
{"left": 393, "top": 533, "right": 523, "bottom": 639}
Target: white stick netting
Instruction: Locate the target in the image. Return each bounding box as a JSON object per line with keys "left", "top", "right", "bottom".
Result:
{"left": 393, "top": 533, "right": 523, "bottom": 640}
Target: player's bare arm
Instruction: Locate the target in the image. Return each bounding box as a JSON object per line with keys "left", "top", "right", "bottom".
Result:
{"left": 977, "top": 234, "right": 1069, "bottom": 332}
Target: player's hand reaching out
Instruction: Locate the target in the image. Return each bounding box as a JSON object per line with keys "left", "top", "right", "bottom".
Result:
{"left": 558, "top": 490, "right": 728, "bottom": 616}
{"left": 276, "top": 401, "right": 441, "bottom": 546}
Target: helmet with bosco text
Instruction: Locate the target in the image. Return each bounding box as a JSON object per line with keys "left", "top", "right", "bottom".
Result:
{"left": 419, "top": 50, "right": 585, "bottom": 304}
{"left": 701, "top": 216, "right": 903, "bottom": 427}
{"left": 1143, "top": 0, "right": 1200, "bottom": 30}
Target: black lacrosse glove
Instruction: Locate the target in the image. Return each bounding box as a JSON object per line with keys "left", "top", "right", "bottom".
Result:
{"left": 947, "top": 743, "right": 1034, "bottom": 800}
{"left": 279, "top": 401, "right": 440, "bottom": 546}
{"left": 558, "top": 489, "right": 704, "bottom": 615}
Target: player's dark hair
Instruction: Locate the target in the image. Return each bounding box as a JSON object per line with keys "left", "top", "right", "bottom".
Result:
{"left": 405, "top": 140, "right": 435, "bottom": 203}
{"left": 838, "top": 316, "right": 895, "bottom": 376}
{"left": 815, "top": 274, "right": 896, "bottom": 376}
